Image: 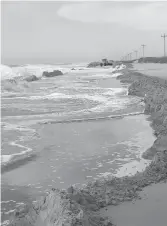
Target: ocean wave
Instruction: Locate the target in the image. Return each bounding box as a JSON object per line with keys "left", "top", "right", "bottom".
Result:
{"left": 40, "top": 111, "right": 144, "bottom": 125}
{"left": 103, "top": 87, "right": 127, "bottom": 96}
{"left": 0, "top": 63, "right": 87, "bottom": 81}
{"left": 111, "top": 72, "right": 123, "bottom": 78}
{"left": 1, "top": 122, "right": 37, "bottom": 134}
{"left": 1, "top": 79, "right": 30, "bottom": 93}
{"left": 1, "top": 143, "right": 32, "bottom": 164}
{"left": 0, "top": 63, "right": 88, "bottom": 94}
{"left": 18, "top": 87, "right": 127, "bottom": 101}
{"left": 2, "top": 89, "right": 142, "bottom": 123}
{"left": 1, "top": 152, "right": 38, "bottom": 174}
{"left": 0, "top": 63, "right": 123, "bottom": 83}
{"left": 28, "top": 92, "right": 67, "bottom": 100}
{"left": 1, "top": 121, "right": 39, "bottom": 173}
{"left": 88, "top": 73, "right": 115, "bottom": 79}
{"left": 0, "top": 63, "right": 123, "bottom": 95}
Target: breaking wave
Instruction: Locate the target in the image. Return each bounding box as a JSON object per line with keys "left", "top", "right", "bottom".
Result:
{"left": 0, "top": 63, "right": 87, "bottom": 93}
{"left": 1, "top": 152, "right": 38, "bottom": 174}
{"left": 40, "top": 111, "right": 144, "bottom": 125}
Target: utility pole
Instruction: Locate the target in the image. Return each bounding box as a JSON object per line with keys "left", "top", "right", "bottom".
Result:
{"left": 134, "top": 50, "right": 138, "bottom": 59}
{"left": 161, "top": 33, "right": 167, "bottom": 56}
{"left": 141, "top": 44, "right": 146, "bottom": 58}
{"left": 138, "top": 48, "right": 140, "bottom": 58}
{"left": 139, "top": 47, "right": 142, "bottom": 58}
{"left": 129, "top": 53, "right": 132, "bottom": 61}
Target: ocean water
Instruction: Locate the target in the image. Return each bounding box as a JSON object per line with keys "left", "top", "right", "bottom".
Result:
{"left": 1, "top": 63, "right": 155, "bottom": 224}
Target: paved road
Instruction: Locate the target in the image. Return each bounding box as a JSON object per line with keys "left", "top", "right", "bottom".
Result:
{"left": 132, "top": 63, "right": 167, "bottom": 80}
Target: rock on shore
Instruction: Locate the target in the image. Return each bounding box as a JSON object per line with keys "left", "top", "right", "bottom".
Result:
{"left": 42, "top": 70, "right": 63, "bottom": 77}
{"left": 24, "top": 75, "right": 39, "bottom": 82}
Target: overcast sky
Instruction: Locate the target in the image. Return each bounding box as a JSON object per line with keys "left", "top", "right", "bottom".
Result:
{"left": 1, "top": 1, "right": 167, "bottom": 64}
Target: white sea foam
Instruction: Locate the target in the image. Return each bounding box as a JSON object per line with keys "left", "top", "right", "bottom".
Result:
{"left": 1, "top": 200, "right": 16, "bottom": 204}
{"left": 29, "top": 92, "right": 67, "bottom": 100}
{"left": 111, "top": 72, "right": 122, "bottom": 78}
{"left": 89, "top": 73, "right": 112, "bottom": 79}
{"left": 1, "top": 155, "right": 12, "bottom": 163}
{"left": 27, "top": 91, "right": 108, "bottom": 103}
{"left": 4, "top": 209, "right": 15, "bottom": 214}
{"left": 0, "top": 63, "right": 123, "bottom": 82}
{"left": 1, "top": 122, "right": 36, "bottom": 165}
{"left": 97, "top": 172, "right": 112, "bottom": 178}
{"left": 2, "top": 89, "right": 142, "bottom": 123}
{"left": 0, "top": 65, "right": 16, "bottom": 80}
{"left": 0, "top": 63, "right": 87, "bottom": 81}
{"left": 103, "top": 87, "right": 127, "bottom": 96}
{"left": 86, "top": 71, "right": 122, "bottom": 79}
{"left": 1, "top": 147, "right": 32, "bottom": 164}
{"left": 115, "top": 159, "right": 151, "bottom": 177}
{"left": 26, "top": 87, "right": 126, "bottom": 102}
{"left": 1, "top": 220, "right": 10, "bottom": 226}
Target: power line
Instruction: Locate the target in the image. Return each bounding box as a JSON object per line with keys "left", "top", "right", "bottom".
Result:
{"left": 161, "top": 33, "right": 167, "bottom": 56}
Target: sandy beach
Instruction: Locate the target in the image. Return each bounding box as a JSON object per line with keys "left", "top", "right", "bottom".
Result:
{"left": 8, "top": 62, "right": 167, "bottom": 226}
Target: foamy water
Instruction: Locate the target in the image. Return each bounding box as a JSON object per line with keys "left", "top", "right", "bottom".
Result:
{"left": 1, "top": 63, "right": 127, "bottom": 165}
{"left": 1, "top": 63, "right": 154, "bottom": 224}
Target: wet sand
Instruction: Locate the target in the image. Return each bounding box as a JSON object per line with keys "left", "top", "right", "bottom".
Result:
{"left": 101, "top": 182, "right": 167, "bottom": 226}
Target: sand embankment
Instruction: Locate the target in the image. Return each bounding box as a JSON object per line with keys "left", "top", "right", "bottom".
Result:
{"left": 117, "top": 65, "right": 167, "bottom": 160}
